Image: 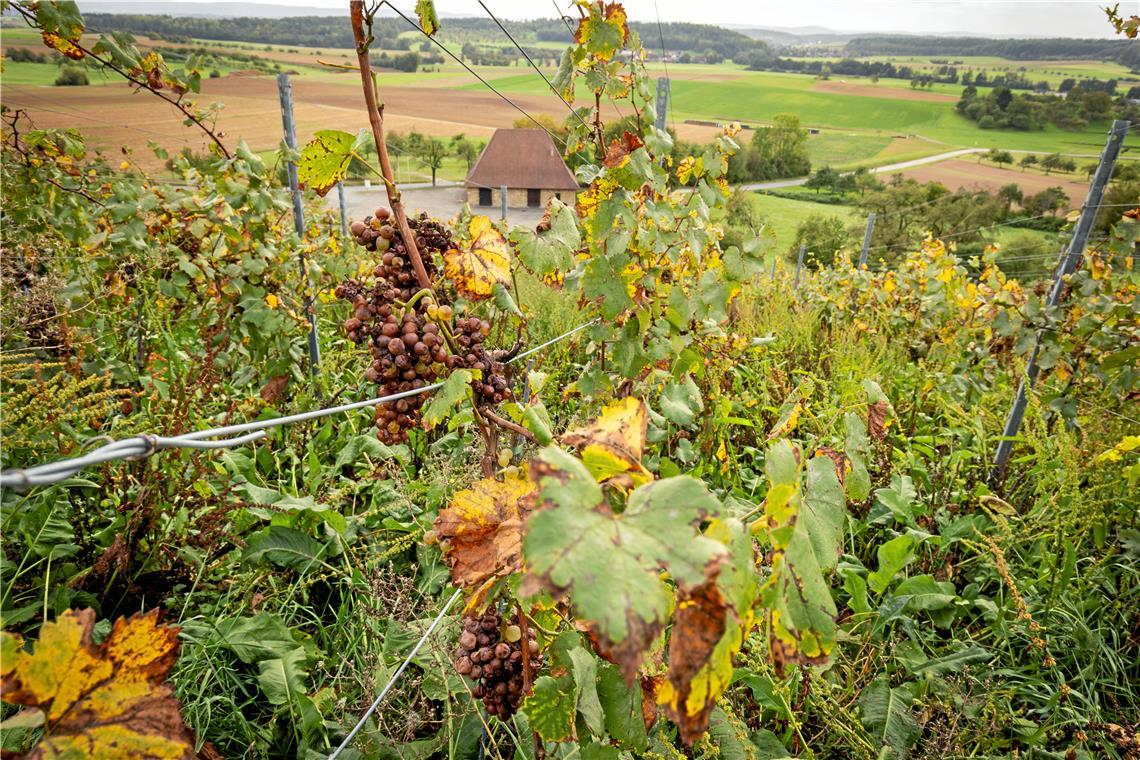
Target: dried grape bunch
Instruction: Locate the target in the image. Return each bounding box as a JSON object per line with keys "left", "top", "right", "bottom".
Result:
{"left": 451, "top": 315, "right": 511, "bottom": 405}
{"left": 453, "top": 609, "right": 542, "bottom": 720}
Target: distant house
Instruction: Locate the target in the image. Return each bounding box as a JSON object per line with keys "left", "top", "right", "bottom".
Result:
{"left": 465, "top": 129, "right": 579, "bottom": 209}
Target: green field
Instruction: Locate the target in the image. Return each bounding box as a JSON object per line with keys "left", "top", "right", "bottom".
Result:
{"left": 745, "top": 192, "right": 863, "bottom": 252}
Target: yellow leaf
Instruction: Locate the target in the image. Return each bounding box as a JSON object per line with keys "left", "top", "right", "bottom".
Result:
{"left": 433, "top": 467, "right": 538, "bottom": 589}
{"left": 0, "top": 608, "right": 193, "bottom": 759}
{"left": 443, "top": 215, "right": 511, "bottom": 300}
{"left": 561, "top": 397, "right": 652, "bottom": 488}
{"left": 265, "top": 293, "right": 279, "bottom": 309}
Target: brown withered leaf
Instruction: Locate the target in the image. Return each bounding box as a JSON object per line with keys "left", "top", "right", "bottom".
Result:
{"left": 814, "top": 447, "right": 849, "bottom": 487}
{"left": 259, "top": 374, "right": 290, "bottom": 405}
{"left": 868, "top": 400, "right": 891, "bottom": 442}
{"left": 561, "top": 397, "right": 651, "bottom": 488}
{"left": 603, "top": 131, "right": 645, "bottom": 169}
{"left": 0, "top": 608, "right": 193, "bottom": 759}
{"left": 433, "top": 468, "right": 537, "bottom": 589}
{"left": 658, "top": 581, "right": 732, "bottom": 744}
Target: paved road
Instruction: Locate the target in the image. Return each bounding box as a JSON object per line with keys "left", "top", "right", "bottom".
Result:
{"left": 329, "top": 181, "right": 547, "bottom": 228}
{"left": 738, "top": 147, "right": 986, "bottom": 191}
{"left": 328, "top": 147, "right": 997, "bottom": 224}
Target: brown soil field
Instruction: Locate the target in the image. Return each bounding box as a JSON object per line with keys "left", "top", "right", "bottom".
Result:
{"left": 3, "top": 72, "right": 615, "bottom": 170}
{"left": 813, "top": 80, "right": 957, "bottom": 103}
{"left": 900, "top": 158, "right": 1090, "bottom": 201}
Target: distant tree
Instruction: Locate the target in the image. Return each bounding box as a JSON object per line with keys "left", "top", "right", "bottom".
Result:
{"left": 1019, "top": 154, "right": 1039, "bottom": 172}
{"left": 1023, "top": 186, "right": 1069, "bottom": 216}
{"left": 997, "top": 182, "right": 1023, "bottom": 215}
{"left": 750, "top": 113, "right": 811, "bottom": 179}
{"left": 451, "top": 134, "right": 480, "bottom": 171}
{"left": 819, "top": 64, "right": 831, "bottom": 80}
{"left": 1094, "top": 180, "right": 1140, "bottom": 233}
{"left": 804, "top": 166, "right": 840, "bottom": 194}
{"left": 853, "top": 167, "right": 883, "bottom": 196}
{"left": 794, "top": 214, "right": 851, "bottom": 267}
{"left": 417, "top": 137, "right": 449, "bottom": 186}
{"left": 1040, "top": 153, "right": 1064, "bottom": 174}
{"left": 990, "top": 149, "right": 1014, "bottom": 167}
{"left": 461, "top": 42, "right": 478, "bottom": 64}
{"left": 53, "top": 66, "right": 88, "bottom": 86}
{"left": 869, "top": 74, "right": 879, "bottom": 84}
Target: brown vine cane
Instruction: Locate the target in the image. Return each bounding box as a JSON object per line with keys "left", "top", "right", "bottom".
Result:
{"left": 349, "top": 0, "right": 431, "bottom": 292}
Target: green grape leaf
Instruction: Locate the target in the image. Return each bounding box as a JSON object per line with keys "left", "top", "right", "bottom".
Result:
{"left": 582, "top": 254, "right": 634, "bottom": 319}
{"left": 552, "top": 46, "right": 579, "bottom": 100}
{"left": 297, "top": 129, "right": 367, "bottom": 197}
{"left": 868, "top": 534, "right": 918, "bottom": 594}
{"left": 415, "top": 0, "right": 440, "bottom": 36}
{"left": 491, "top": 281, "right": 523, "bottom": 317}
{"left": 759, "top": 443, "right": 846, "bottom": 675}
{"left": 522, "top": 447, "right": 726, "bottom": 683}
{"left": 420, "top": 369, "right": 475, "bottom": 431}
{"left": 510, "top": 198, "right": 581, "bottom": 277}
{"left": 844, "top": 412, "right": 872, "bottom": 502}
{"left": 522, "top": 675, "right": 576, "bottom": 742}
{"left": 596, "top": 663, "right": 648, "bottom": 751}
{"left": 659, "top": 375, "right": 703, "bottom": 428}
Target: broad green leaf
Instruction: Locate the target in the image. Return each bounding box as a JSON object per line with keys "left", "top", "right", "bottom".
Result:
{"left": 573, "top": 1, "right": 629, "bottom": 61}
{"left": 523, "top": 447, "right": 726, "bottom": 682}
{"left": 523, "top": 404, "right": 554, "bottom": 445}
{"left": 522, "top": 675, "right": 576, "bottom": 742}
{"left": 552, "top": 47, "right": 577, "bottom": 100}
{"left": 659, "top": 375, "right": 703, "bottom": 428}
{"left": 860, "top": 676, "right": 920, "bottom": 759}
{"left": 872, "top": 475, "right": 918, "bottom": 526}
{"left": 705, "top": 707, "right": 752, "bottom": 760}
{"left": 760, "top": 442, "right": 845, "bottom": 672}
{"left": 511, "top": 198, "right": 580, "bottom": 277}
{"left": 908, "top": 645, "right": 991, "bottom": 678}
{"left": 844, "top": 412, "right": 872, "bottom": 502}
{"left": 414, "top": 0, "right": 440, "bottom": 35}
{"left": 213, "top": 613, "right": 307, "bottom": 664}
{"left": 868, "top": 534, "right": 917, "bottom": 595}
{"left": 242, "top": 526, "right": 326, "bottom": 571}
{"left": 420, "top": 369, "right": 474, "bottom": 431}
{"left": 490, "top": 281, "right": 522, "bottom": 317}
{"left": 257, "top": 648, "right": 310, "bottom": 707}
{"left": 297, "top": 129, "right": 367, "bottom": 197}
{"left": 582, "top": 254, "right": 634, "bottom": 319}
{"left": 567, "top": 642, "right": 605, "bottom": 738}
{"left": 596, "top": 663, "right": 647, "bottom": 751}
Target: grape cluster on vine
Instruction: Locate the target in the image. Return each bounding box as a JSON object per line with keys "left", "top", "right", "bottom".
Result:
{"left": 453, "top": 609, "right": 542, "bottom": 720}
{"left": 338, "top": 206, "right": 513, "bottom": 441}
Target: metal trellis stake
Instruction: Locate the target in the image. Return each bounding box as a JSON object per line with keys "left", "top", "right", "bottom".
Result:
{"left": 500, "top": 183, "right": 508, "bottom": 220}
{"left": 277, "top": 72, "right": 321, "bottom": 376}
{"left": 337, "top": 180, "right": 349, "bottom": 238}
{"left": 655, "top": 76, "right": 670, "bottom": 132}
{"left": 794, "top": 244, "right": 806, "bottom": 289}
{"left": 857, "top": 212, "right": 876, "bottom": 269}
{"left": 990, "top": 119, "right": 1130, "bottom": 481}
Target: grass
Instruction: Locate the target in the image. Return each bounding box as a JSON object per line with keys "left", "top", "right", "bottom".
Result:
{"left": 806, "top": 133, "right": 892, "bottom": 167}
{"left": 745, "top": 192, "right": 864, "bottom": 252}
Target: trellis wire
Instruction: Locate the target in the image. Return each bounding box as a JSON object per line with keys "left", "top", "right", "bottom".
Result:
{"left": 0, "top": 321, "right": 596, "bottom": 490}
{"left": 382, "top": 2, "right": 568, "bottom": 149}
{"left": 476, "top": 0, "right": 589, "bottom": 130}
{"left": 329, "top": 587, "right": 464, "bottom": 760}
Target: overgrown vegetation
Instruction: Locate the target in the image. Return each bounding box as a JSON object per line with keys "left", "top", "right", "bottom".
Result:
{"left": 2, "top": 3, "right": 1138, "bottom": 760}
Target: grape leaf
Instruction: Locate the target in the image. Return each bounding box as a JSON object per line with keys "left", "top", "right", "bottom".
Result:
{"left": 522, "top": 446, "right": 727, "bottom": 683}
{"left": 603, "top": 132, "right": 645, "bottom": 169}
{"left": 561, "top": 397, "right": 651, "bottom": 488}
{"left": 523, "top": 675, "right": 576, "bottom": 742}
{"left": 659, "top": 376, "right": 703, "bottom": 428}
{"left": 444, "top": 215, "right": 512, "bottom": 301}
{"left": 297, "top": 129, "right": 367, "bottom": 197}
{"left": 574, "top": 1, "right": 629, "bottom": 62}
{"left": 0, "top": 608, "right": 194, "bottom": 759}
{"left": 659, "top": 519, "right": 758, "bottom": 745}
{"left": 864, "top": 380, "right": 894, "bottom": 441}
{"left": 510, "top": 198, "right": 581, "bottom": 278}
{"left": 552, "top": 46, "right": 579, "bottom": 100}
{"left": 415, "top": 0, "right": 440, "bottom": 36}
{"left": 421, "top": 368, "right": 475, "bottom": 431}
{"left": 433, "top": 467, "right": 537, "bottom": 589}
{"left": 759, "top": 443, "right": 846, "bottom": 675}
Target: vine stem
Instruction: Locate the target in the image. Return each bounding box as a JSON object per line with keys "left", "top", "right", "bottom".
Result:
{"left": 349, "top": 0, "right": 431, "bottom": 291}
{"left": 515, "top": 604, "right": 544, "bottom": 759}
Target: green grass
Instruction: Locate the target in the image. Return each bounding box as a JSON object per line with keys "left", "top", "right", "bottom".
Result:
{"left": 807, "top": 133, "right": 892, "bottom": 167}
{"left": 745, "top": 192, "right": 863, "bottom": 252}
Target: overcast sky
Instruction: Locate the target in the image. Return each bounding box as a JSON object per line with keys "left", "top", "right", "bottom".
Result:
{"left": 74, "top": 0, "right": 1130, "bottom": 38}
{"left": 167, "top": 0, "right": 1127, "bottom": 38}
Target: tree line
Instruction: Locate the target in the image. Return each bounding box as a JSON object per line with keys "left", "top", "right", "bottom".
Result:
{"left": 956, "top": 85, "right": 1140, "bottom": 130}
{"left": 843, "top": 34, "right": 1140, "bottom": 68}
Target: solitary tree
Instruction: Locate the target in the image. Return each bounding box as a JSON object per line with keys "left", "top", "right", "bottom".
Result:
{"left": 997, "top": 183, "right": 1023, "bottom": 216}
{"left": 418, "top": 137, "right": 449, "bottom": 186}
{"left": 1040, "top": 153, "right": 1064, "bottom": 175}
{"left": 451, "top": 134, "right": 480, "bottom": 171}
{"left": 1019, "top": 154, "right": 1039, "bottom": 172}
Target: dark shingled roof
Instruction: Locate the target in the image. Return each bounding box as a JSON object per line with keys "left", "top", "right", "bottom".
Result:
{"left": 465, "top": 129, "right": 579, "bottom": 191}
